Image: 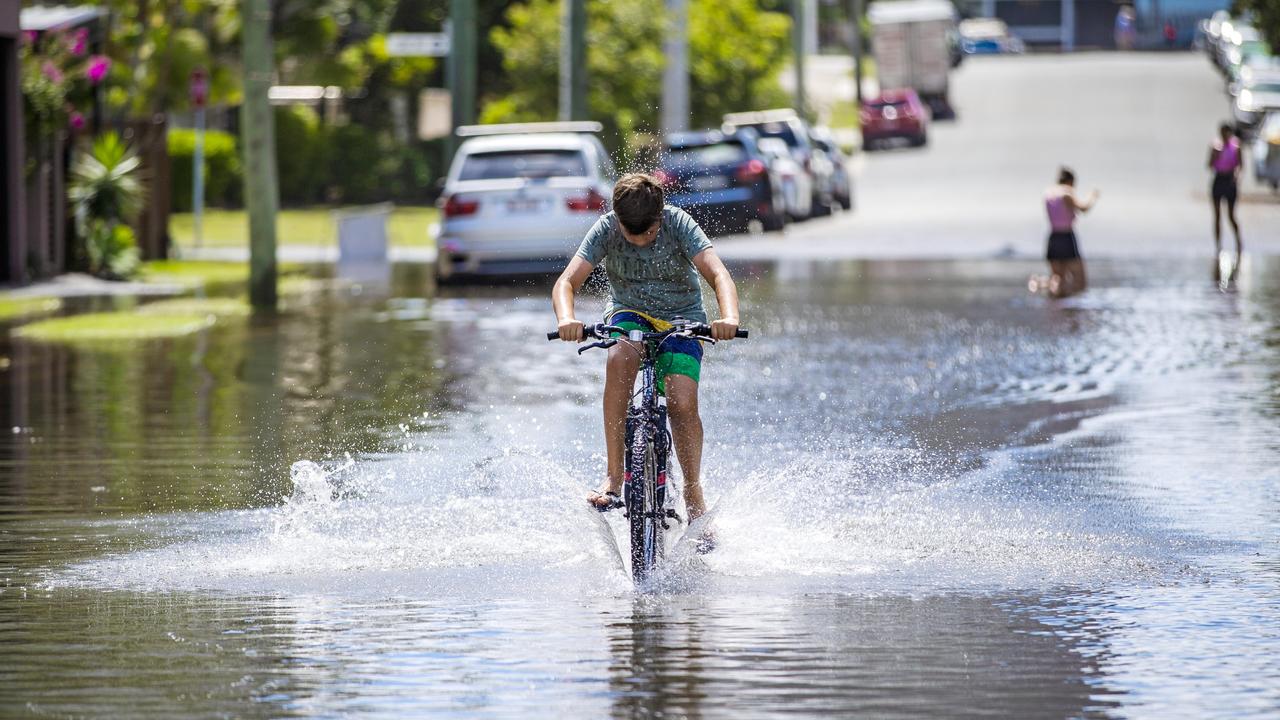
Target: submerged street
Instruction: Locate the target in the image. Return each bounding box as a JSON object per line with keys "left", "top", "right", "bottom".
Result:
{"left": 3, "top": 256, "right": 1280, "bottom": 717}
{"left": 2, "top": 53, "right": 1280, "bottom": 718}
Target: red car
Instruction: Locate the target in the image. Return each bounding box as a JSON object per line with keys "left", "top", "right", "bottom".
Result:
{"left": 860, "top": 89, "right": 929, "bottom": 149}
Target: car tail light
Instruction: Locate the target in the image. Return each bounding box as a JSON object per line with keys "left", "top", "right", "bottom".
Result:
{"left": 443, "top": 195, "right": 479, "bottom": 218}
{"left": 566, "top": 188, "right": 607, "bottom": 212}
{"left": 736, "top": 159, "right": 767, "bottom": 182}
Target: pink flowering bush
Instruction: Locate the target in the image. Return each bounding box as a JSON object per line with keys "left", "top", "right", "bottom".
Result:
{"left": 86, "top": 56, "right": 111, "bottom": 85}
{"left": 20, "top": 28, "right": 103, "bottom": 137}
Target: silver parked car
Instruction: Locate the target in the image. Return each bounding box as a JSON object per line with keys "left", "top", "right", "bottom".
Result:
{"left": 1252, "top": 111, "right": 1280, "bottom": 190}
{"left": 1232, "top": 69, "right": 1280, "bottom": 134}
{"left": 434, "top": 122, "right": 616, "bottom": 281}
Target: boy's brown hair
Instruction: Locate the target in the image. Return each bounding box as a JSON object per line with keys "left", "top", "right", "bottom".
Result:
{"left": 612, "top": 173, "right": 664, "bottom": 234}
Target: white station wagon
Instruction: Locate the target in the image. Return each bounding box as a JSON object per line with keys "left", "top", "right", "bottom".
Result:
{"left": 434, "top": 122, "right": 616, "bottom": 280}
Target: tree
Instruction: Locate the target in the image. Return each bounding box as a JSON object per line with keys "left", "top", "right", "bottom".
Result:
{"left": 1235, "top": 0, "right": 1280, "bottom": 51}
{"left": 484, "top": 0, "right": 792, "bottom": 155}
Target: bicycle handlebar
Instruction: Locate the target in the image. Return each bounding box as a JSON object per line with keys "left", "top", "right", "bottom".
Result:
{"left": 546, "top": 322, "right": 749, "bottom": 342}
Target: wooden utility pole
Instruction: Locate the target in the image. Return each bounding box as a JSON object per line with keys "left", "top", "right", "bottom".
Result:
{"left": 793, "top": 0, "right": 807, "bottom": 116}
{"left": 447, "top": 0, "right": 477, "bottom": 159}
{"left": 560, "top": 0, "right": 587, "bottom": 120}
{"left": 850, "top": 0, "right": 865, "bottom": 106}
{"left": 660, "top": 0, "right": 689, "bottom": 134}
{"left": 241, "top": 0, "right": 278, "bottom": 309}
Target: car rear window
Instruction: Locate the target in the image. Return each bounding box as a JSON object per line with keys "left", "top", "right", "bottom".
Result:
{"left": 666, "top": 142, "right": 748, "bottom": 168}
{"left": 866, "top": 99, "right": 910, "bottom": 109}
{"left": 744, "top": 122, "right": 800, "bottom": 148}
{"left": 458, "top": 150, "right": 588, "bottom": 180}
{"left": 1250, "top": 82, "right": 1280, "bottom": 93}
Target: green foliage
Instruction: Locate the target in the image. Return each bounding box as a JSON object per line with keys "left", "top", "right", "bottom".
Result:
{"left": 688, "top": 0, "right": 793, "bottom": 128}
{"left": 168, "top": 128, "right": 243, "bottom": 211}
{"left": 1236, "top": 0, "right": 1280, "bottom": 50}
{"left": 275, "top": 106, "right": 325, "bottom": 205}
{"left": 84, "top": 221, "right": 141, "bottom": 278}
{"left": 485, "top": 0, "right": 792, "bottom": 153}
{"left": 318, "top": 124, "right": 433, "bottom": 204}
{"left": 19, "top": 65, "right": 68, "bottom": 142}
{"left": 69, "top": 132, "right": 146, "bottom": 278}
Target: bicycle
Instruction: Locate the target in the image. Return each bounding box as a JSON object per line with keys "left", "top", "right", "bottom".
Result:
{"left": 547, "top": 318, "right": 749, "bottom": 582}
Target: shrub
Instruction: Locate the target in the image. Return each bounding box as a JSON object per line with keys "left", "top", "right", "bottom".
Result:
{"left": 69, "top": 132, "right": 144, "bottom": 278}
{"left": 168, "top": 127, "right": 241, "bottom": 211}
{"left": 275, "top": 105, "right": 324, "bottom": 205}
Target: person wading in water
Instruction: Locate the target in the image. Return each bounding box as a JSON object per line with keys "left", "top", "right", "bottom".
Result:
{"left": 1208, "top": 123, "right": 1243, "bottom": 265}
{"left": 1030, "top": 167, "right": 1098, "bottom": 298}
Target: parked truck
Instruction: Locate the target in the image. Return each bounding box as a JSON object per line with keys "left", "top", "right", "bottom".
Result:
{"left": 868, "top": 0, "right": 958, "bottom": 119}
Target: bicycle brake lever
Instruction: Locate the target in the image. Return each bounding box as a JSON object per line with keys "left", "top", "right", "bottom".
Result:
{"left": 577, "top": 339, "right": 618, "bottom": 355}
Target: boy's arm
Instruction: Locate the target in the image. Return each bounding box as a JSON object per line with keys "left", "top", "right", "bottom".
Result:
{"left": 552, "top": 257, "right": 595, "bottom": 341}
{"left": 691, "top": 248, "right": 740, "bottom": 341}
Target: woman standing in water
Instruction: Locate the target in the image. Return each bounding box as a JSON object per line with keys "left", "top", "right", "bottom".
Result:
{"left": 1208, "top": 123, "right": 1243, "bottom": 261}
{"left": 1032, "top": 167, "right": 1098, "bottom": 298}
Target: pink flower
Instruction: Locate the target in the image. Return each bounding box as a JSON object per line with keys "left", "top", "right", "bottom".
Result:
{"left": 69, "top": 112, "right": 86, "bottom": 131}
{"left": 42, "top": 61, "right": 63, "bottom": 84}
{"left": 22, "top": 31, "right": 38, "bottom": 46}
{"left": 86, "top": 56, "right": 111, "bottom": 84}
{"left": 71, "top": 29, "right": 88, "bottom": 56}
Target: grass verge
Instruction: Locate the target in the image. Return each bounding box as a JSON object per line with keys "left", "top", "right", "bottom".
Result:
{"left": 0, "top": 297, "right": 63, "bottom": 321}
{"left": 170, "top": 206, "right": 438, "bottom": 249}
{"left": 15, "top": 313, "right": 216, "bottom": 343}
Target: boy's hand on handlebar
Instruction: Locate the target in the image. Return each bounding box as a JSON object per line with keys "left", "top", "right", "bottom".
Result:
{"left": 558, "top": 318, "right": 585, "bottom": 342}
{"left": 710, "top": 317, "right": 739, "bottom": 341}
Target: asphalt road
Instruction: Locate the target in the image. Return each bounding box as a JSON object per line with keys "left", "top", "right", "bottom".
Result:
{"left": 719, "top": 52, "right": 1280, "bottom": 261}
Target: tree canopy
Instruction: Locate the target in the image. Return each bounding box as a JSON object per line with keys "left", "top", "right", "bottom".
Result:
{"left": 484, "top": 0, "right": 792, "bottom": 154}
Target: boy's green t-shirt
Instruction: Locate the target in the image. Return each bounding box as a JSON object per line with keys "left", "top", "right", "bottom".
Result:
{"left": 574, "top": 205, "right": 714, "bottom": 323}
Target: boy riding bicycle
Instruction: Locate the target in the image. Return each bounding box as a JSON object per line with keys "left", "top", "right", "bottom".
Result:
{"left": 552, "top": 173, "right": 741, "bottom": 524}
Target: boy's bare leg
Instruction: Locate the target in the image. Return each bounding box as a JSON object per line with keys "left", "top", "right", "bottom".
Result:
{"left": 590, "top": 341, "right": 640, "bottom": 505}
{"left": 664, "top": 375, "right": 706, "bottom": 520}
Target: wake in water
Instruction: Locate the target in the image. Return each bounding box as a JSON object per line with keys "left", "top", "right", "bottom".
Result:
{"left": 50, "top": 423, "right": 1185, "bottom": 596}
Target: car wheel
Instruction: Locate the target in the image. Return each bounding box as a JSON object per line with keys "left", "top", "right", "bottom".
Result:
{"left": 762, "top": 210, "right": 787, "bottom": 232}
{"left": 911, "top": 132, "right": 928, "bottom": 148}
{"left": 810, "top": 194, "right": 833, "bottom": 218}
{"left": 837, "top": 192, "right": 852, "bottom": 211}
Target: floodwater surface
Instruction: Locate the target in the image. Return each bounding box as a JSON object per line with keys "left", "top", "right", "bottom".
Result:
{"left": 1, "top": 258, "right": 1278, "bottom": 718}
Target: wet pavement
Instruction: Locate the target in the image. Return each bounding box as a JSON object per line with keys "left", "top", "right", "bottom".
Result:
{"left": 2, "top": 257, "right": 1278, "bottom": 717}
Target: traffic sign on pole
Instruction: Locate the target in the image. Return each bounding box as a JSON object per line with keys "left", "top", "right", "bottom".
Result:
{"left": 189, "top": 67, "right": 209, "bottom": 108}
{"left": 386, "top": 33, "right": 451, "bottom": 57}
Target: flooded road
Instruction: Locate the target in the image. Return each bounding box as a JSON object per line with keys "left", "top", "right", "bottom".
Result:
{"left": 2, "top": 258, "right": 1279, "bottom": 718}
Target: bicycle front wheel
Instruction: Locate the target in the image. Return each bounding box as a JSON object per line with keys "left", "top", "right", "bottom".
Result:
{"left": 625, "top": 424, "right": 661, "bottom": 583}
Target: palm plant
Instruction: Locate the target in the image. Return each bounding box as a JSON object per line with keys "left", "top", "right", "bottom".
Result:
{"left": 68, "top": 132, "right": 146, "bottom": 278}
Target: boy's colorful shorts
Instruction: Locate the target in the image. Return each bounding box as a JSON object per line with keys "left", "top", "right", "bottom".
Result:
{"left": 606, "top": 310, "right": 703, "bottom": 394}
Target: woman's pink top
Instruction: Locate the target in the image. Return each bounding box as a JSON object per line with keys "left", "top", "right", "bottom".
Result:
{"left": 1213, "top": 137, "right": 1241, "bottom": 173}
{"left": 1045, "top": 188, "right": 1075, "bottom": 232}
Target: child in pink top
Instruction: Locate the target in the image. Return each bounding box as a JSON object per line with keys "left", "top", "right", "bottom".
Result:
{"left": 1033, "top": 167, "right": 1098, "bottom": 298}
{"left": 1208, "top": 123, "right": 1243, "bottom": 257}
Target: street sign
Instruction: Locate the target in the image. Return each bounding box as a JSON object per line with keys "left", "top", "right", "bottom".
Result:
{"left": 190, "top": 67, "right": 209, "bottom": 108}
{"left": 386, "top": 32, "right": 451, "bottom": 57}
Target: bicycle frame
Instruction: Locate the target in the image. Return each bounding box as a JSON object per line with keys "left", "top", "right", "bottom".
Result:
{"left": 547, "top": 319, "right": 747, "bottom": 583}
{"left": 623, "top": 329, "right": 674, "bottom": 582}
